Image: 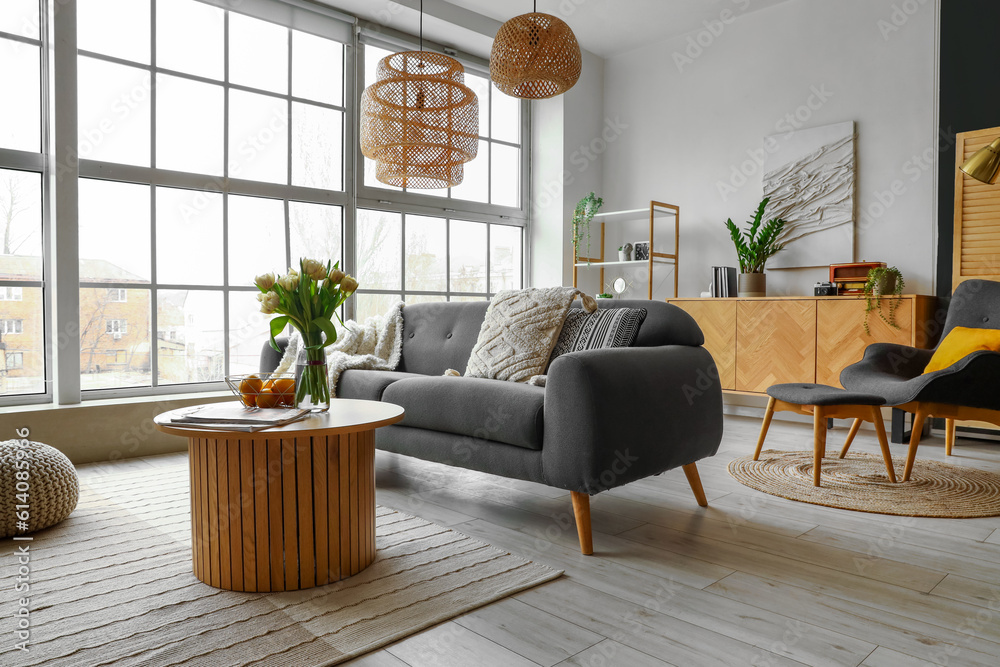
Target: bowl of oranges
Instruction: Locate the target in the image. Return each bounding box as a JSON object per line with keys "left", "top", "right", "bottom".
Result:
{"left": 225, "top": 373, "right": 297, "bottom": 410}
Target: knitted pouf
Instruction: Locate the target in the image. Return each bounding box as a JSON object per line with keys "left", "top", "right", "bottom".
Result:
{"left": 0, "top": 440, "right": 79, "bottom": 538}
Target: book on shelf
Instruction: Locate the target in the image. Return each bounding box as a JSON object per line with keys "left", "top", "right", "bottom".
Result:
{"left": 169, "top": 404, "right": 311, "bottom": 431}
{"left": 710, "top": 266, "right": 737, "bottom": 297}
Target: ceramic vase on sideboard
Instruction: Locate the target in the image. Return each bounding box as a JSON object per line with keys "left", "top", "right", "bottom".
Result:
{"left": 738, "top": 272, "right": 766, "bottom": 298}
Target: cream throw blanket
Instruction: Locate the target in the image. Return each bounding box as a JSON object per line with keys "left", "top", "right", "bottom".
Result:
{"left": 463, "top": 287, "right": 597, "bottom": 382}
{"left": 273, "top": 302, "right": 405, "bottom": 394}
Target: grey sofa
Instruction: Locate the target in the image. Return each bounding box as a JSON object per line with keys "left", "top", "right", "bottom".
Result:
{"left": 261, "top": 299, "right": 724, "bottom": 554}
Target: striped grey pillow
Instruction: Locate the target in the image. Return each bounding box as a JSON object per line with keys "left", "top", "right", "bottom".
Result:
{"left": 548, "top": 308, "right": 648, "bottom": 364}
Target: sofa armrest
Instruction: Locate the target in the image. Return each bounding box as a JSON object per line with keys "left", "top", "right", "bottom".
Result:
{"left": 260, "top": 336, "right": 289, "bottom": 374}
{"left": 542, "top": 345, "right": 724, "bottom": 494}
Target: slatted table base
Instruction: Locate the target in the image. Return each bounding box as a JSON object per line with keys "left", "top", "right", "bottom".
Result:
{"left": 187, "top": 429, "right": 376, "bottom": 591}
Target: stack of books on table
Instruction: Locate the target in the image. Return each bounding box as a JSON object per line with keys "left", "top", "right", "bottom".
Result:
{"left": 711, "top": 266, "right": 738, "bottom": 297}
{"left": 168, "top": 404, "right": 311, "bottom": 432}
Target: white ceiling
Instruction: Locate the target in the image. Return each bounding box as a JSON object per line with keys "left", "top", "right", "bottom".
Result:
{"left": 318, "top": 0, "right": 793, "bottom": 59}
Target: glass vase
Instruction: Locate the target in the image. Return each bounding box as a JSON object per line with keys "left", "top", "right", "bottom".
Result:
{"left": 295, "top": 345, "right": 330, "bottom": 412}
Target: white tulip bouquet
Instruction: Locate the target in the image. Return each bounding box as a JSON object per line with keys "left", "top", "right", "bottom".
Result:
{"left": 255, "top": 259, "right": 359, "bottom": 410}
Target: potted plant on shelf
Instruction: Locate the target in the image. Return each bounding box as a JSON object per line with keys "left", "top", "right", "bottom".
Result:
{"left": 618, "top": 243, "right": 633, "bottom": 262}
{"left": 724, "top": 197, "right": 786, "bottom": 297}
{"left": 596, "top": 292, "right": 614, "bottom": 300}
{"left": 255, "top": 259, "right": 358, "bottom": 412}
{"left": 572, "top": 192, "right": 604, "bottom": 263}
{"left": 862, "top": 266, "right": 905, "bottom": 334}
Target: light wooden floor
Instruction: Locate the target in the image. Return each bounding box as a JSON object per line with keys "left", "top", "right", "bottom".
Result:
{"left": 78, "top": 416, "right": 1000, "bottom": 667}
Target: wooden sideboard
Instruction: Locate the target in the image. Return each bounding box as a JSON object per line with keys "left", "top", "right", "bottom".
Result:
{"left": 667, "top": 295, "right": 938, "bottom": 393}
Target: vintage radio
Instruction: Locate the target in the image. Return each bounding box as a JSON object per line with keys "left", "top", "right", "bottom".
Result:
{"left": 829, "top": 262, "right": 886, "bottom": 295}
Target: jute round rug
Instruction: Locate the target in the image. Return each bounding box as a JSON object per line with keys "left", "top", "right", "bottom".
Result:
{"left": 728, "top": 450, "right": 1000, "bottom": 517}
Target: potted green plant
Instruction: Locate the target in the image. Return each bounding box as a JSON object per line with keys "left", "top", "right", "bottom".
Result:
{"left": 724, "top": 197, "right": 787, "bottom": 297}
{"left": 596, "top": 292, "right": 614, "bottom": 300}
{"left": 863, "top": 266, "right": 905, "bottom": 334}
{"left": 618, "top": 243, "right": 632, "bottom": 262}
{"left": 572, "top": 192, "right": 604, "bottom": 263}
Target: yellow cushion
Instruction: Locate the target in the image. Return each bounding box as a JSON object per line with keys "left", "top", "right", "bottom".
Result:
{"left": 923, "top": 326, "right": 1000, "bottom": 374}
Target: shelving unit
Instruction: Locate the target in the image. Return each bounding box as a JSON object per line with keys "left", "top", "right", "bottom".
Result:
{"left": 573, "top": 200, "right": 679, "bottom": 299}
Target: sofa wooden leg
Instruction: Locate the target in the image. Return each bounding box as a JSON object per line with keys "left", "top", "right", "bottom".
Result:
{"left": 682, "top": 463, "right": 708, "bottom": 507}
{"left": 839, "top": 418, "right": 863, "bottom": 459}
{"left": 945, "top": 418, "right": 956, "bottom": 456}
{"left": 570, "top": 491, "right": 593, "bottom": 556}
{"left": 903, "top": 410, "right": 927, "bottom": 482}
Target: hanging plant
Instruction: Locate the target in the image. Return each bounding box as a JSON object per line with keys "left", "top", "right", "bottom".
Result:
{"left": 863, "top": 266, "right": 905, "bottom": 334}
{"left": 572, "top": 192, "right": 604, "bottom": 263}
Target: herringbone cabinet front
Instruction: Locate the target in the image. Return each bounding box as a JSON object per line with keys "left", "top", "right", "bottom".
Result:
{"left": 668, "top": 295, "right": 937, "bottom": 394}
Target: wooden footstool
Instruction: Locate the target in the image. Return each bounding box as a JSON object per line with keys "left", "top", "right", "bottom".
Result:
{"left": 753, "top": 384, "right": 897, "bottom": 486}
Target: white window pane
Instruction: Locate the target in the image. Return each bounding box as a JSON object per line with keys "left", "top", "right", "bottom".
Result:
{"left": 0, "top": 287, "right": 44, "bottom": 396}
{"left": 355, "top": 293, "right": 401, "bottom": 323}
{"left": 406, "top": 294, "right": 446, "bottom": 304}
{"left": 158, "top": 290, "right": 225, "bottom": 385}
{"left": 157, "top": 0, "right": 224, "bottom": 80}
{"left": 156, "top": 74, "right": 224, "bottom": 175}
{"left": 227, "top": 195, "right": 286, "bottom": 287}
{"left": 491, "top": 143, "right": 519, "bottom": 208}
{"left": 79, "top": 180, "right": 151, "bottom": 282}
{"left": 490, "top": 225, "right": 522, "bottom": 292}
{"left": 289, "top": 202, "right": 342, "bottom": 268}
{"left": 450, "top": 295, "right": 488, "bottom": 302}
{"left": 229, "top": 90, "right": 288, "bottom": 184}
{"left": 357, "top": 209, "right": 401, "bottom": 290}
{"left": 0, "top": 39, "right": 40, "bottom": 152}
{"left": 291, "top": 103, "right": 342, "bottom": 190}
{"left": 491, "top": 87, "right": 520, "bottom": 144}
{"left": 156, "top": 188, "right": 224, "bottom": 286}
{"left": 450, "top": 220, "right": 487, "bottom": 293}
{"left": 78, "top": 57, "right": 151, "bottom": 167}
{"left": 293, "top": 31, "right": 343, "bottom": 105}
{"left": 0, "top": 170, "right": 43, "bottom": 279}
{"left": 466, "top": 73, "right": 489, "bottom": 138}
{"left": 364, "top": 45, "right": 392, "bottom": 87}
{"left": 229, "top": 13, "right": 288, "bottom": 94}
{"left": 405, "top": 215, "right": 447, "bottom": 292}
{"left": 0, "top": 0, "right": 40, "bottom": 39}
{"left": 78, "top": 0, "right": 150, "bottom": 64}
{"left": 80, "top": 287, "right": 151, "bottom": 390}
{"left": 452, "top": 140, "right": 488, "bottom": 203}
{"left": 228, "top": 291, "right": 272, "bottom": 375}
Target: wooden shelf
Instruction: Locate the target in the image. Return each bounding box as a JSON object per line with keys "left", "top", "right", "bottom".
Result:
{"left": 572, "top": 200, "right": 680, "bottom": 300}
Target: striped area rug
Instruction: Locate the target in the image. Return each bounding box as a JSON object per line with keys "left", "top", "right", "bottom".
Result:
{"left": 0, "top": 461, "right": 561, "bottom": 666}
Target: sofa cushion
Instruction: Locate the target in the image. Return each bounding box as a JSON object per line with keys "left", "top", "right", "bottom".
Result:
{"left": 398, "top": 301, "right": 489, "bottom": 376}
{"left": 382, "top": 376, "right": 545, "bottom": 450}
{"left": 549, "top": 308, "right": 647, "bottom": 364}
{"left": 337, "top": 370, "right": 422, "bottom": 401}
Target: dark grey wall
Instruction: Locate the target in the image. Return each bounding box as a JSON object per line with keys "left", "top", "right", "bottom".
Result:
{"left": 937, "top": 0, "right": 1000, "bottom": 296}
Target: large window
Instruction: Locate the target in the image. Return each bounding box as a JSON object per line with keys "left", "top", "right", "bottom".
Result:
{"left": 0, "top": 0, "right": 46, "bottom": 401}
{"left": 75, "top": 0, "right": 348, "bottom": 393}
{"left": 3, "top": 0, "right": 528, "bottom": 406}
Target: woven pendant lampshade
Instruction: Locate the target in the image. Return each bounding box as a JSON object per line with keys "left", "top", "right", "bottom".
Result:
{"left": 491, "top": 11, "right": 582, "bottom": 99}
{"left": 360, "top": 50, "right": 479, "bottom": 189}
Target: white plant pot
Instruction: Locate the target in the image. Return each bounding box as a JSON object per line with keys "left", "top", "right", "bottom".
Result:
{"left": 618, "top": 251, "right": 629, "bottom": 262}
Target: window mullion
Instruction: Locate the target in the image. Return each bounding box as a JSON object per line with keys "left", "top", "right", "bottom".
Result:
{"left": 49, "top": 0, "right": 82, "bottom": 404}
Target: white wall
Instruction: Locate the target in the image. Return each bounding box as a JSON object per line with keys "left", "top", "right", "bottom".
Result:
{"left": 600, "top": 0, "right": 939, "bottom": 299}
{"left": 530, "top": 49, "right": 606, "bottom": 290}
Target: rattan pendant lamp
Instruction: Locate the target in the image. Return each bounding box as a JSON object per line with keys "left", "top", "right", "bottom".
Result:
{"left": 360, "top": 1, "right": 479, "bottom": 189}
{"left": 490, "top": 1, "right": 582, "bottom": 99}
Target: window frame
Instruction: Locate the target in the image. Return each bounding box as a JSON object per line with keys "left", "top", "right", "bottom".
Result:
{"left": 72, "top": 0, "right": 355, "bottom": 400}
{"left": 0, "top": 0, "right": 51, "bottom": 406}
{"left": 3, "top": 0, "right": 531, "bottom": 408}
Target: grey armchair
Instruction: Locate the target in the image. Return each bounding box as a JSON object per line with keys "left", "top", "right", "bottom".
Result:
{"left": 840, "top": 279, "right": 1000, "bottom": 480}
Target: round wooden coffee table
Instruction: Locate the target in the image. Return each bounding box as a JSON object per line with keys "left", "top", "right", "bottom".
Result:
{"left": 154, "top": 399, "right": 404, "bottom": 592}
